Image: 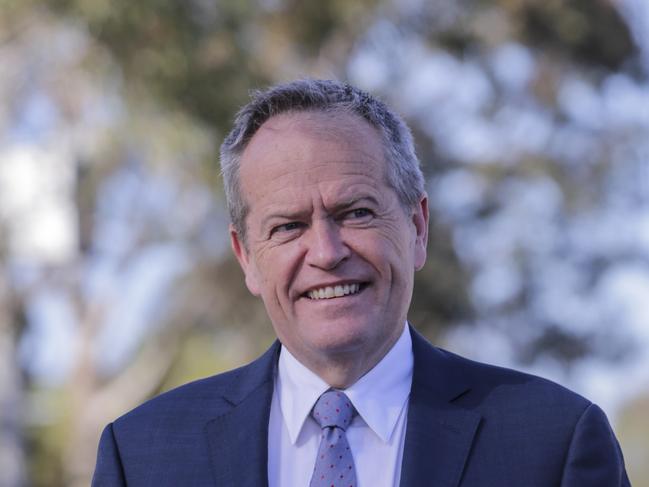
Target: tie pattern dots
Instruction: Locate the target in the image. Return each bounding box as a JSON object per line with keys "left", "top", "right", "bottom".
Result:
{"left": 309, "top": 390, "right": 358, "bottom": 487}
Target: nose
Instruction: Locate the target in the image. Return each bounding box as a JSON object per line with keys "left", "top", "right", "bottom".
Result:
{"left": 304, "top": 219, "right": 351, "bottom": 270}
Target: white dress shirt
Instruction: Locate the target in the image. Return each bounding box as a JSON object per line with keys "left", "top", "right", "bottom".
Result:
{"left": 268, "top": 323, "right": 413, "bottom": 487}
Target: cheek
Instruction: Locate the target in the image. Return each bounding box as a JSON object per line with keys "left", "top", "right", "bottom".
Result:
{"left": 257, "top": 246, "right": 304, "bottom": 297}
{"left": 374, "top": 226, "right": 415, "bottom": 266}
{"left": 373, "top": 213, "right": 413, "bottom": 247}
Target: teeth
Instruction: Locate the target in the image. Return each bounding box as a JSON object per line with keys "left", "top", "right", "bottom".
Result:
{"left": 308, "top": 283, "right": 360, "bottom": 300}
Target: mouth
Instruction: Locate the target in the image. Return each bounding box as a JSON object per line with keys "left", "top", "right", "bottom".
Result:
{"left": 305, "top": 282, "right": 366, "bottom": 300}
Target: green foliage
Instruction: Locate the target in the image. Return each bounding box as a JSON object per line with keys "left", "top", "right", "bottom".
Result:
{"left": 43, "top": 0, "right": 380, "bottom": 132}
{"left": 412, "top": 222, "right": 474, "bottom": 340}
{"left": 514, "top": 0, "right": 635, "bottom": 70}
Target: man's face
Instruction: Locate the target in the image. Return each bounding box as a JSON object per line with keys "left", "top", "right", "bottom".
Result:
{"left": 230, "top": 111, "right": 428, "bottom": 374}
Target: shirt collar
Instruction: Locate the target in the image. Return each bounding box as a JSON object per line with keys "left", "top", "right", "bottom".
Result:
{"left": 276, "top": 343, "right": 329, "bottom": 445}
{"left": 277, "top": 323, "right": 413, "bottom": 444}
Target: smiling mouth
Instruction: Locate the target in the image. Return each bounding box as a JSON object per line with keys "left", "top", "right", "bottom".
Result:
{"left": 306, "top": 283, "right": 365, "bottom": 300}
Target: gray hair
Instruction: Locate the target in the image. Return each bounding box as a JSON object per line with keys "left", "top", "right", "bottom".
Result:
{"left": 220, "top": 79, "right": 425, "bottom": 240}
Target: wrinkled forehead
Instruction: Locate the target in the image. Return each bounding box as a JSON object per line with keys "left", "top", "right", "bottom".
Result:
{"left": 237, "top": 110, "right": 390, "bottom": 213}
{"left": 240, "top": 110, "right": 386, "bottom": 176}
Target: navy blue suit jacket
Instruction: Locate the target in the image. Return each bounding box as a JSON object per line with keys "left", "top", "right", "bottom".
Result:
{"left": 92, "top": 328, "right": 630, "bottom": 486}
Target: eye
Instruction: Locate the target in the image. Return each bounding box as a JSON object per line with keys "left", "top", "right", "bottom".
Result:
{"left": 345, "top": 208, "right": 373, "bottom": 220}
{"left": 270, "top": 221, "right": 305, "bottom": 236}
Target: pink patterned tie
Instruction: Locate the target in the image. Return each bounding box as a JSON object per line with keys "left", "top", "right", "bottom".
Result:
{"left": 309, "top": 390, "right": 358, "bottom": 487}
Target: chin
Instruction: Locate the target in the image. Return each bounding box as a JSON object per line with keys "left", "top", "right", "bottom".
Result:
{"left": 308, "top": 323, "right": 376, "bottom": 355}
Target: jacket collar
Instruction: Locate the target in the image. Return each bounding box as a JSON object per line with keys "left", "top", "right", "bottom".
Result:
{"left": 204, "top": 328, "right": 481, "bottom": 487}
{"left": 205, "top": 341, "right": 280, "bottom": 487}
{"left": 399, "top": 326, "right": 481, "bottom": 487}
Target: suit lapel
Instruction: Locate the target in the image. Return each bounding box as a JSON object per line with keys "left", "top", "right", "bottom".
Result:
{"left": 400, "top": 328, "right": 481, "bottom": 487}
{"left": 205, "top": 342, "right": 280, "bottom": 487}
{"left": 203, "top": 330, "right": 480, "bottom": 486}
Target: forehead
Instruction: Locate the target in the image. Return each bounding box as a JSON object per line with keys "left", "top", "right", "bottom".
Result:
{"left": 255, "top": 108, "right": 378, "bottom": 136}
{"left": 238, "top": 110, "right": 387, "bottom": 201}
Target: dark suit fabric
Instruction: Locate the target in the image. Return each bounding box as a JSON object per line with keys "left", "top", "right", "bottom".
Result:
{"left": 92, "top": 328, "right": 630, "bottom": 486}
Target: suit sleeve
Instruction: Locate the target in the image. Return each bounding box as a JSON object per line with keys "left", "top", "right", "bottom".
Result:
{"left": 92, "top": 423, "right": 127, "bottom": 487}
{"left": 560, "top": 403, "right": 631, "bottom": 487}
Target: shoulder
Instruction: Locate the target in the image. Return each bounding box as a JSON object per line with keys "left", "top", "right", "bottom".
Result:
{"left": 421, "top": 346, "right": 629, "bottom": 485}
{"left": 111, "top": 341, "right": 280, "bottom": 436}
{"left": 93, "top": 343, "right": 280, "bottom": 484}
{"left": 411, "top": 328, "right": 591, "bottom": 418}
{"left": 441, "top": 347, "right": 589, "bottom": 410}
{"left": 116, "top": 370, "right": 237, "bottom": 425}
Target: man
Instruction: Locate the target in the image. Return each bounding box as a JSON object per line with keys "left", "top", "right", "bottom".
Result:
{"left": 92, "top": 79, "right": 630, "bottom": 486}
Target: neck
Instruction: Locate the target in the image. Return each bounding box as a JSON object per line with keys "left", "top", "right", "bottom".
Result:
{"left": 289, "top": 328, "right": 404, "bottom": 389}
{"left": 311, "top": 360, "right": 370, "bottom": 389}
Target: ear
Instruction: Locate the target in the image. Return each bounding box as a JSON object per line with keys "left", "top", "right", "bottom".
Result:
{"left": 229, "top": 224, "right": 262, "bottom": 296}
{"left": 412, "top": 194, "right": 429, "bottom": 271}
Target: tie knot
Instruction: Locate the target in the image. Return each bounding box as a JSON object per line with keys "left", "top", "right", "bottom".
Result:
{"left": 311, "top": 390, "right": 355, "bottom": 430}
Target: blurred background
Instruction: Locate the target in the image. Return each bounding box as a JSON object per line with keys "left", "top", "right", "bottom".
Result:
{"left": 0, "top": 0, "right": 648, "bottom": 485}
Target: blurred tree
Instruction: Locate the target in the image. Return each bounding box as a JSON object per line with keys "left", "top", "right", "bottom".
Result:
{"left": 1, "top": 0, "right": 647, "bottom": 486}
{"left": 0, "top": 267, "right": 27, "bottom": 487}
{"left": 44, "top": 0, "right": 380, "bottom": 130}
{"left": 0, "top": 6, "right": 229, "bottom": 485}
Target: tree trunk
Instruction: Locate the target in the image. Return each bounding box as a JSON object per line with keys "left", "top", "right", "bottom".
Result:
{"left": 0, "top": 274, "right": 26, "bottom": 487}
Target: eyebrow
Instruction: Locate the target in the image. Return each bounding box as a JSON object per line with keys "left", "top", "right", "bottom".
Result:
{"left": 259, "top": 207, "right": 311, "bottom": 231}
{"left": 330, "top": 195, "right": 380, "bottom": 213}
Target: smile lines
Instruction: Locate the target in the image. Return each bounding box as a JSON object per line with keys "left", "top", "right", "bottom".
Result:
{"left": 307, "top": 283, "right": 361, "bottom": 300}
